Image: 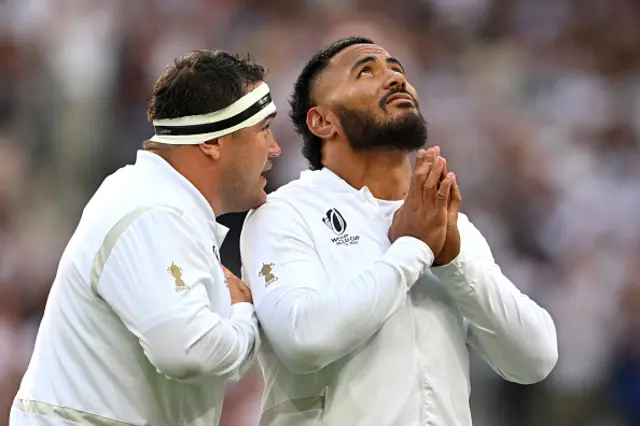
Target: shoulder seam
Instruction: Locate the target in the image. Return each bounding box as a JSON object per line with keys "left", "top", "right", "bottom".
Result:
{"left": 90, "top": 205, "right": 183, "bottom": 298}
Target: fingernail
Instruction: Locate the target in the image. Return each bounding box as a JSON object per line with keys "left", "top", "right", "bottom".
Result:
{"left": 417, "top": 150, "right": 426, "bottom": 159}
{"left": 426, "top": 149, "right": 434, "bottom": 157}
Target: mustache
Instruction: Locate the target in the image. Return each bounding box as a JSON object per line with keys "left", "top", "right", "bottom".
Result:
{"left": 380, "top": 88, "right": 418, "bottom": 108}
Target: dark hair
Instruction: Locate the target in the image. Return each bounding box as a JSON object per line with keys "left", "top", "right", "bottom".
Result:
{"left": 289, "top": 37, "right": 374, "bottom": 170}
{"left": 147, "top": 50, "right": 266, "bottom": 121}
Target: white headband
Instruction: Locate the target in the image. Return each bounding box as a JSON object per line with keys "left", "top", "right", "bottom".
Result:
{"left": 149, "top": 83, "right": 276, "bottom": 145}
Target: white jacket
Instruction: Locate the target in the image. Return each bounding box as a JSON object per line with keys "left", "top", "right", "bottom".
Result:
{"left": 240, "top": 168, "right": 557, "bottom": 426}
{"left": 11, "top": 150, "right": 259, "bottom": 426}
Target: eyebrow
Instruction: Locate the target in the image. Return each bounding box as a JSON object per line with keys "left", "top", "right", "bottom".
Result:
{"left": 260, "top": 112, "right": 277, "bottom": 125}
{"left": 350, "top": 56, "right": 406, "bottom": 74}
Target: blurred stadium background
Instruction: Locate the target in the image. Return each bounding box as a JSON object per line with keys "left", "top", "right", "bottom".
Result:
{"left": 1, "top": 0, "right": 640, "bottom": 425}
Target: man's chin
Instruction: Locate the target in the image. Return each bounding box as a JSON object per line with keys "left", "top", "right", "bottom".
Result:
{"left": 389, "top": 107, "right": 421, "bottom": 121}
{"left": 247, "top": 190, "right": 267, "bottom": 211}
{"left": 226, "top": 190, "right": 267, "bottom": 213}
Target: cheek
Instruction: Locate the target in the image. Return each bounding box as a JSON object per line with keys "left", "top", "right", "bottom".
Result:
{"left": 338, "top": 84, "right": 379, "bottom": 107}
{"left": 243, "top": 139, "right": 269, "bottom": 177}
{"left": 407, "top": 85, "right": 419, "bottom": 101}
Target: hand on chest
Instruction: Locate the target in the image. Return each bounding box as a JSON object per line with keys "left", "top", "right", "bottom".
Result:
{"left": 201, "top": 227, "right": 232, "bottom": 316}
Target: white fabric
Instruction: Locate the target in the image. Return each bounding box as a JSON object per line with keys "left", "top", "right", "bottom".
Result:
{"left": 240, "top": 167, "right": 558, "bottom": 426}
{"left": 11, "top": 150, "right": 259, "bottom": 426}
{"left": 149, "top": 83, "right": 276, "bottom": 145}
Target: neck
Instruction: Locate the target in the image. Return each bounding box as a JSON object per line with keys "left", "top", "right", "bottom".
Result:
{"left": 149, "top": 148, "right": 226, "bottom": 216}
{"left": 323, "top": 144, "right": 412, "bottom": 201}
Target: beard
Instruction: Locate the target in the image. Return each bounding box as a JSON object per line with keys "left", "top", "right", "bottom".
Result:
{"left": 334, "top": 104, "right": 427, "bottom": 152}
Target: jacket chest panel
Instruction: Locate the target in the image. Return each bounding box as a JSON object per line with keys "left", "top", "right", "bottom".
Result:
{"left": 302, "top": 202, "right": 390, "bottom": 285}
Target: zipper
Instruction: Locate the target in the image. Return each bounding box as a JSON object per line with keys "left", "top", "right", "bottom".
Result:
{"left": 421, "top": 365, "right": 435, "bottom": 425}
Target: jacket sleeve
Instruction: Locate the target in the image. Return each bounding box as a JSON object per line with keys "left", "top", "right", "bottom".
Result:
{"left": 432, "top": 213, "right": 558, "bottom": 384}
{"left": 96, "top": 206, "right": 259, "bottom": 382}
{"left": 240, "top": 201, "right": 433, "bottom": 374}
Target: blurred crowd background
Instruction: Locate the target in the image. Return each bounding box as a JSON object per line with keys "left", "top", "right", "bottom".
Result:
{"left": 1, "top": 0, "right": 639, "bottom": 425}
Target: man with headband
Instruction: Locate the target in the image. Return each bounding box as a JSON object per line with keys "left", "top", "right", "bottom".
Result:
{"left": 10, "top": 50, "right": 280, "bottom": 426}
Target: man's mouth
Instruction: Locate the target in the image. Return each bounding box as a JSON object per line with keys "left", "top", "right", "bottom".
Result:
{"left": 260, "top": 163, "right": 272, "bottom": 184}
{"left": 386, "top": 92, "right": 414, "bottom": 105}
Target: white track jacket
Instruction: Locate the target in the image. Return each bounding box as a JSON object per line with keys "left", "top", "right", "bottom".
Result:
{"left": 11, "top": 150, "right": 259, "bottom": 426}
{"left": 240, "top": 167, "right": 557, "bottom": 426}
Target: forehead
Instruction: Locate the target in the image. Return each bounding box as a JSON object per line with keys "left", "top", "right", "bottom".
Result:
{"left": 330, "top": 44, "right": 391, "bottom": 72}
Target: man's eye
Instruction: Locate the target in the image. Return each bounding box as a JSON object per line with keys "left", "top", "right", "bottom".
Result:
{"left": 359, "top": 66, "right": 373, "bottom": 76}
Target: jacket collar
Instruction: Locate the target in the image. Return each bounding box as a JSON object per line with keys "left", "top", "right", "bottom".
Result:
{"left": 300, "top": 167, "right": 374, "bottom": 198}
{"left": 299, "top": 167, "right": 402, "bottom": 205}
{"left": 135, "top": 150, "right": 229, "bottom": 244}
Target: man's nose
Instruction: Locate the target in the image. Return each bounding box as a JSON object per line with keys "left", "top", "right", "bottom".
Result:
{"left": 269, "top": 137, "right": 282, "bottom": 158}
{"left": 383, "top": 69, "right": 406, "bottom": 90}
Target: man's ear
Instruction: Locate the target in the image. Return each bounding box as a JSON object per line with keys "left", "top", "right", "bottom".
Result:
{"left": 199, "top": 139, "right": 221, "bottom": 160}
{"left": 307, "top": 106, "right": 338, "bottom": 140}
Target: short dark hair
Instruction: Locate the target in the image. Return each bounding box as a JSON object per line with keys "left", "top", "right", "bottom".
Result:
{"left": 147, "top": 50, "right": 266, "bottom": 121}
{"left": 289, "top": 37, "right": 374, "bottom": 170}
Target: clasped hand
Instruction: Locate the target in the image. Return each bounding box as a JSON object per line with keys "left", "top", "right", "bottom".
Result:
{"left": 388, "top": 146, "right": 462, "bottom": 266}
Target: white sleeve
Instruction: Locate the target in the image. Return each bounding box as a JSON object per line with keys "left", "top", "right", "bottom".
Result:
{"left": 240, "top": 201, "right": 433, "bottom": 374}
{"left": 97, "top": 207, "right": 259, "bottom": 382}
{"left": 432, "top": 214, "right": 558, "bottom": 384}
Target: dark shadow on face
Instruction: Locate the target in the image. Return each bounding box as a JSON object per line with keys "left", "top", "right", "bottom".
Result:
{"left": 334, "top": 102, "right": 427, "bottom": 152}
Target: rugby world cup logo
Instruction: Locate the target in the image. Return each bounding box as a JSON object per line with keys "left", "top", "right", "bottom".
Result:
{"left": 322, "top": 208, "right": 347, "bottom": 235}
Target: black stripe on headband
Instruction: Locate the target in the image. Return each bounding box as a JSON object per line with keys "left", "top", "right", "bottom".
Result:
{"left": 154, "top": 93, "right": 272, "bottom": 136}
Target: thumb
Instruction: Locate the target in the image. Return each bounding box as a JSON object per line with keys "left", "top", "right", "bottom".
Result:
{"left": 390, "top": 206, "right": 403, "bottom": 229}
{"left": 392, "top": 206, "right": 402, "bottom": 220}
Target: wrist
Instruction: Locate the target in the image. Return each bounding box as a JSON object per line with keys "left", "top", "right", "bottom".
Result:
{"left": 433, "top": 254, "right": 459, "bottom": 267}
{"left": 230, "top": 302, "right": 255, "bottom": 317}
{"left": 432, "top": 253, "right": 463, "bottom": 270}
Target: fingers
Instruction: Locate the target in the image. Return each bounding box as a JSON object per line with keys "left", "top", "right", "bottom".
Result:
{"left": 448, "top": 174, "right": 462, "bottom": 216}
{"left": 407, "top": 150, "right": 423, "bottom": 200}
{"left": 411, "top": 146, "right": 450, "bottom": 208}
{"left": 222, "top": 266, "right": 250, "bottom": 292}
{"left": 226, "top": 273, "right": 250, "bottom": 293}
{"left": 410, "top": 149, "right": 432, "bottom": 201}
{"left": 441, "top": 155, "right": 448, "bottom": 182}
{"left": 235, "top": 280, "right": 253, "bottom": 303}
{"left": 223, "top": 266, "right": 250, "bottom": 291}
{"left": 226, "top": 271, "right": 253, "bottom": 304}
{"left": 423, "top": 154, "right": 444, "bottom": 203}
{"left": 221, "top": 265, "right": 236, "bottom": 279}
{"left": 236, "top": 279, "right": 250, "bottom": 291}
{"left": 435, "top": 172, "right": 454, "bottom": 211}
{"left": 429, "top": 146, "right": 448, "bottom": 183}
